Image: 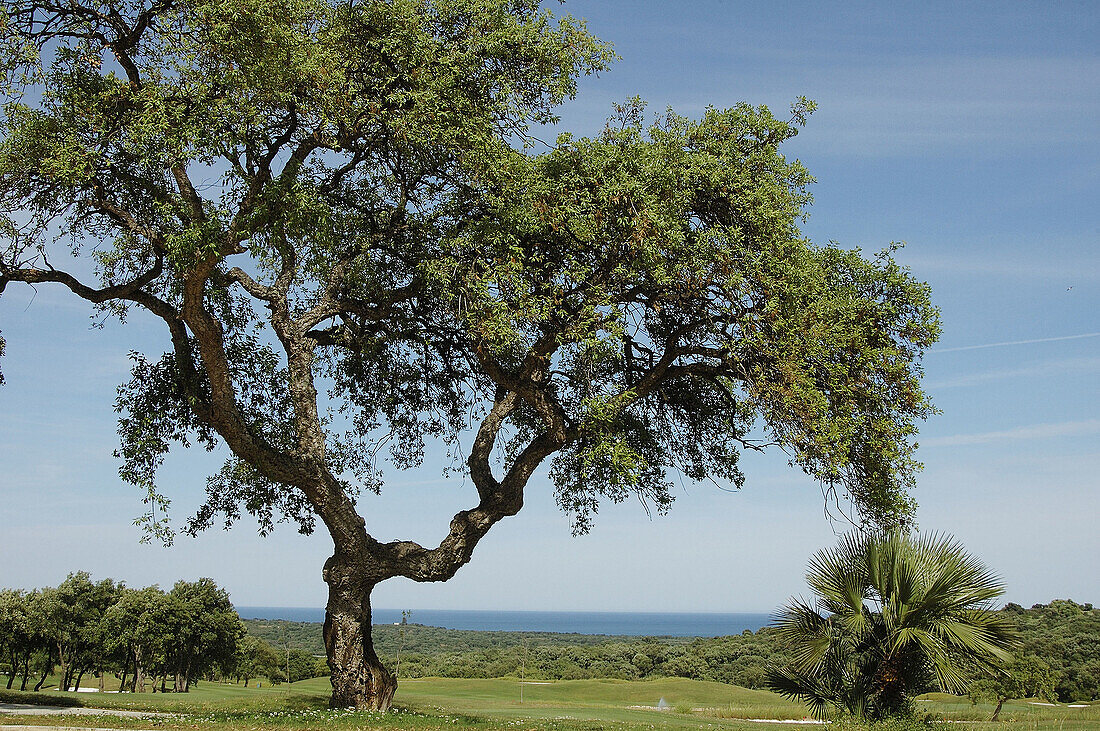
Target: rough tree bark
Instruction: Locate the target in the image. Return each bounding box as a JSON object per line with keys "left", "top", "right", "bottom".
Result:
{"left": 322, "top": 556, "right": 395, "bottom": 710}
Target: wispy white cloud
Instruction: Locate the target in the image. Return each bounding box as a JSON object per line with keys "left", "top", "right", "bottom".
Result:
{"left": 930, "top": 333, "right": 1100, "bottom": 354}
{"left": 898, "top": 253, "right": 1100, "bottom": 282}
{"left": 564, "top": 52, "right": 1100, "bottom": 157}
{"left": 925, "top": 356, "right": 1100, "bottom": 389}
{"left": 796, "top": 56, "right": 1100, "bottom": 157}
{"left": 921, "top": 419, "right": 1100, "bottom": 447}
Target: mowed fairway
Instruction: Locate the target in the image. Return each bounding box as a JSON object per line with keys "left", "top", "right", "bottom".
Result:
{"left": 388, "top": 676, "right": 810, "bottom": 727}
{"left": 2, "top": 677, "right": 1098, "bottom": 730}
{"left": 1, "top": 676, "right": 811, "bottom": 731}
{"left": 371, "top": 678, "right": 1100, "bottom": 729}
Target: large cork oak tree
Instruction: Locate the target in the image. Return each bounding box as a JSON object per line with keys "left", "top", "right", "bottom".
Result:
{"left": 0, "top": 0, "right": 939, "bottom": 709}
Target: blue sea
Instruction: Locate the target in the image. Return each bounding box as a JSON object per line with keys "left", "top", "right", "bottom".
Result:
{"left": 236, "top": 607, "right": 773, "bottom": 637}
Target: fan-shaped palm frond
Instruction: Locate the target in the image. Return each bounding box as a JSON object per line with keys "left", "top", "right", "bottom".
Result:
{"left": 766, "top": 530, "right": 1018, "bottom": 720}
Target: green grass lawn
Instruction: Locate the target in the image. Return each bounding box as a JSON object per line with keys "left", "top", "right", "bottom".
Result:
{"left": 1, "top": 675, "right": 327, "bottom": 713}
{"left": 912, "top": 692, "right": 1100, "bottom": 729}
{"left": 2, "top": 676, "right": 1097, "bottom": 730}
{"left": 386, "top": 676, "right": 811, "bottom": 728}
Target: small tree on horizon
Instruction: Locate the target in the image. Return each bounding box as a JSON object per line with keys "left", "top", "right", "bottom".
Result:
{"left": 37, "top": 572, "right": 120, "bottom": 693}
{"left": 231, "top": 635, "right": 280, "bottom": 688}
{"left": 969, "top": 656, "right": 1058, "bottom": 721}
{"left": 102, "top": 585, "right": 172, "bottom": 693}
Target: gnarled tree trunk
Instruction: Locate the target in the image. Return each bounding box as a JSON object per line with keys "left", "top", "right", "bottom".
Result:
{"left": 57, "top": 651, "right": 70, "bottom": 692}
{"left": 323, "top": 555, "right": 395, "bottom": 710}
{"left": 134, "top": 647, "right": 145, "bottom": 693}
{"left": 310, "top": 389, "right": 554, "bottom": 710}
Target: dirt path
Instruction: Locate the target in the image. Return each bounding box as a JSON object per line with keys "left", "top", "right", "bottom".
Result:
{"left": 0, "top": 704, "right": 171, "bottom": 719}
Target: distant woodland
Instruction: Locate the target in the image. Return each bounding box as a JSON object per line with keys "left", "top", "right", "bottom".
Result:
{"left": 244, "top": 599, "right": 1100, "bottom": 702}
{"left": 3, "top": 575, "right": 1095, "bottom": 701}
{"left": 0, "top": 574, "right": 329, "bottom": 693}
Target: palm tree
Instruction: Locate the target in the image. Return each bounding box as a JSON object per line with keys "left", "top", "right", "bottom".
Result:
{"left": 767, "top": 531, "right": 1018, "bottom": 720}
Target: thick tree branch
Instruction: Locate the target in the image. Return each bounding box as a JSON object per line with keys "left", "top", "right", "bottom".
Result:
{"left": 1, "top": 258, "right": 163, "bottom": 304}
{"left": 372, "top": 390, "right": 579, "bottom": 583}
{"left": 224, "top": 267, "right": 275, "bottom": 302}
{"left": 88, "top": 181, "right": 165, "bottom": 248}
{"left": 177, "top": 263, "right": 310, "bottom": 482}
{"left": 171, "top": 166, "right": 206, "bottom": 225}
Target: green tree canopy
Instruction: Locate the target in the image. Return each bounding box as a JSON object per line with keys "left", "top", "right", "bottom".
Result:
{"left": 0, "top": 589, "right": 38, "bottom": 690}
{"left": 1010, "top": 599, "right": 1100, "bottom": 701}
{"left": 37, "top": 572, "right": 120, "bottom": 693}
{"left": 232, "top": 635, "right": 280, "bottom": 687}
{"left": 969, "top": 656, "right": 1058, "bottom": 721}
{"left": 425, "top": 100, "right": 937, "bottom": 535}
{"left": 102, "top": 585, "right": 172, "bottom": 693}
{"left": 164, "top": 578, "right": 243, "bottom": 691}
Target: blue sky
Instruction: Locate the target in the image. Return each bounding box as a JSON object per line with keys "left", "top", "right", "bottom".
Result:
{"left": 0, "top": 1, "right": 1097, "bottom": 613}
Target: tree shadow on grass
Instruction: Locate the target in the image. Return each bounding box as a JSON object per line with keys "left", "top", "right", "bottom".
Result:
{"left": 281, "top": 694, "right": 329, "bottom": 711}
{"left": 0, "top": 689, "right": 85, "bottom": 708}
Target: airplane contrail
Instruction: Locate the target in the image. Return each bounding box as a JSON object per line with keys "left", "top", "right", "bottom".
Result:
{"left": 932, "top": 332, "right": 1100, "bottom": 354}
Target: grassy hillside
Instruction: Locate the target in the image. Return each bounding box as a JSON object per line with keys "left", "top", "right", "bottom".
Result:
{"left": 2, "top": 676, "right": 1098, "bottom": 730}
